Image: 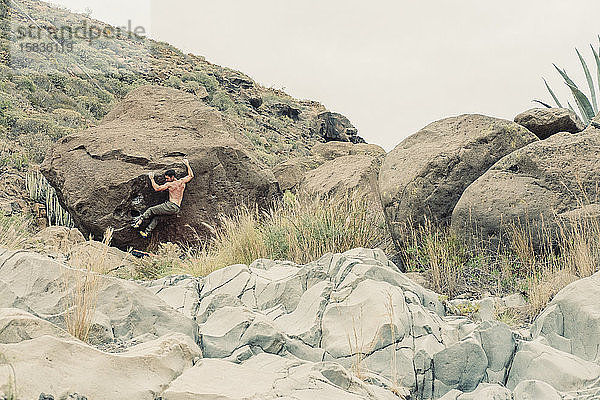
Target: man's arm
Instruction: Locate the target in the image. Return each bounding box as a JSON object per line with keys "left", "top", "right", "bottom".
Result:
{"left": 181, "top": 159, "right": 194, "bottom": 183}
{"left": 148, "top": 172, "right": 169, "bottom": 191}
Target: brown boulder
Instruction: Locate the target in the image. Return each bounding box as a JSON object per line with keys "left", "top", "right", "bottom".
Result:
{"left": 514, "top": 108, "right": 585, "bottom": 139}
{"left": 41, "top": 86, "right": 280, "bottom": 249}
{"left": 301, "top": 154, "right": 381, "bottom": 199}
{"left": 272, "top": 142, "right": 385, "bottom": 192}
{"left": 379, "top": 114, "right": 538, "bottom": 246}
{"left": 452, "top": 130, "right": 600, "bottom": 250}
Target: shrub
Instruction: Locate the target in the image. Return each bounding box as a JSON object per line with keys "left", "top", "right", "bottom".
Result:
{"left": 0, "top": 213, "right": 32, "bottom": 250}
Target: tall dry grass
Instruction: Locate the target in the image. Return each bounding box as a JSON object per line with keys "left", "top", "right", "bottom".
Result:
{"left": 0, "top": 213, "right": 32, "bottom": 250}
{"left": 165, "top": 191, "right": 391, "bottom": 277}
{"left": 63, "top": 228, "right": 112, "bottom": 342}
{"left": 398, "top": 202, "right": 600, "bottom": 319}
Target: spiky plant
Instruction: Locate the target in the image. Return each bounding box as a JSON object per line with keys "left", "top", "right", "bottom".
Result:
{"left": 25, "top": 169, "right": 74, "bottom": 227}
{"left": 537, "top": 36, "right": 600, "bottom": 125}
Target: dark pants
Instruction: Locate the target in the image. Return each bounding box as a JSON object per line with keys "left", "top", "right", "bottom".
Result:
{"left": 140, "top": 201, "right": 180, "bottom": 233}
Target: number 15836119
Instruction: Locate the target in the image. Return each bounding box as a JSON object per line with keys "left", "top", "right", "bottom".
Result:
{"left": 19, "top": 42, "right": 73, "bottom": 53}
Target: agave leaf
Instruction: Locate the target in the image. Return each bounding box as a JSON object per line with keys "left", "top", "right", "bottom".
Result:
{"left": 591, "top": 44, "right": 600, "bottom": 106}
{"left": 543, "top": 77, "right": 562, "bottom": 108}
{"left": 533, "top": 99, "right": 553, "bottom": 108}
{"left": 567, "top": 100, "right": 577, "bottom": 115}
{"left": 554, "top": 65, "right": 594, "bottom": 123}
{"left": 577, "top": 48, "right": 598, "bottom": 114}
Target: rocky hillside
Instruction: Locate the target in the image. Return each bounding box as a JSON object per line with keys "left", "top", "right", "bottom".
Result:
{"left": 0, "top": 0, "right": 364, "bottom": 171}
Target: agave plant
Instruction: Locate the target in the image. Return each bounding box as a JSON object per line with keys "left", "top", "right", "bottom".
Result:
{"left": 536, "top": 36, "right": 600, "bottom": 125}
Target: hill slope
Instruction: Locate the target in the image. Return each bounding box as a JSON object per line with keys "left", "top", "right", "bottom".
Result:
{"left": 0, "top": 0, "right": 364, "bottom": 170}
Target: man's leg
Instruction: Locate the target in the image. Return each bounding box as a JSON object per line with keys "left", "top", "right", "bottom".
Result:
{"left": 140, "top": 202, "right": 180, "bottom": 237}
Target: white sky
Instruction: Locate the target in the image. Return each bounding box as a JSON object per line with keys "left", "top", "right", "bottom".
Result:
{"left": 47, "top": 0, "right": 600, "bottom": 150}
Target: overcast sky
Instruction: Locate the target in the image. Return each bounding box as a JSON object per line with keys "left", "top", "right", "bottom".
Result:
{"left": 48, "top": 0, "right": 600, "bottom": 150}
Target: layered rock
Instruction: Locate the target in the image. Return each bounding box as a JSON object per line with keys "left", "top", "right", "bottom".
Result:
{"left": 514, "top": 107, "right": 585, "bottom": 139}
{"left": 452, "top": 130, "right": 600, "bottom": 250}
{"left": 0, "top": 248, "right": 198, "bottom": 346}
{"left": 41, "top": 85, "right": 280, "bottom": 249}
{"left": 0, "top": 309, "right": 201, "bottom": 400}
{"left": 379, "top": 114, "right": 537, "bottom": 246}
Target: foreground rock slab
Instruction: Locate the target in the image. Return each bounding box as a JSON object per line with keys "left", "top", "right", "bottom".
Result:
{"left": 0, "top": 249, "right": 198, "bottom": 345}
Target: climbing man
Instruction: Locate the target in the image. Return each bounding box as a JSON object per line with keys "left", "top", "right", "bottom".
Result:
{"left": 133, "top": 158, "right": 194, "bottom": 238}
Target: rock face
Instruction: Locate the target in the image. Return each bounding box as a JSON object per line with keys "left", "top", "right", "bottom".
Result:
{"left": 378, "top": 114, "right": 537, "bottom": 245}
{"left": 41, "top": 85, "right": 280, "bottom": 249}
{"left": 0, "top": 310, "right": 201, "bottom": 400}
{"left": 313, "top": 111, "right": 365, "bottom": 143}
{"left": 452, "top": 131, "right": 600, "bottom": 250}
{"left": 301, "top": 154, "right": 381, "bottom": 198}
{"left": 4, "top": 245, "right": 600, "bottom": 398}
{"left": 514, "top": 108, "right": 585, "bottom": 139}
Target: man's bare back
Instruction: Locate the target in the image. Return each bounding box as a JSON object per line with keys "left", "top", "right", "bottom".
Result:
{"left": 165, "top": 179, "right": 186, "bottom": 206}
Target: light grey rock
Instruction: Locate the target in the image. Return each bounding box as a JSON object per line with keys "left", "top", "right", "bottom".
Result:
{"left": 0, "top": 308, "right": 72, "bottom": 344}
{"left": 501, "top": 293, "right": 526, "bottom": 308}
{"left": 507, "top": 339, "right": 600, "bottom": 392}
{"left": 162, "top": 353, "right": 401, "bottom": 399}
{"left": 0, "top": 331, "right": 201, "bottom": 400}
{"left": 512, "top": 379, "right": 562, "bottom": 400}
{"left": 199, "top": 306, "right": 254, "bottom": 358}
{"left": 456, "top": 383, "right": 512, "bottom": 400}
{"left": 142, "top": 274, "right": 201, "bottom": 319}
{"left": 473, "top": 321, "right": 515, "bottom": 384}
{"left": 0, "top": 249, "right": 198, "bottom": 345}
{"left": 273, "top": 280, "right": 331, "bottom": 346}
{"left": 432, "top": 339, "right": 488, "bottom": 397}
{"left": 532, "top": 271, "right": 600, "bottom": 364}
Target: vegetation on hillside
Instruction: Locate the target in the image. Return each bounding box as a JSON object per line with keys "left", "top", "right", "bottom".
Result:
{"left": 0, "top": 0, "right": 329, "bottom": 169}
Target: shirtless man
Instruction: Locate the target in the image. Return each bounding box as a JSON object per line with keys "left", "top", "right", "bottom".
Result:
{"left": 133, "top": 158, "right": 194, "bottom": 238}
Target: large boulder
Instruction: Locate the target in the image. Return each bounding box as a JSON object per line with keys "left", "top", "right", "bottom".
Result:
{"left": 273, "top": 142, "right": 385, "bottom": 192}
{"left": 514, "top": 108, "right": 585, "bottom": 139}
{"left": 41, "top": 85, "right": 280, "bottom": 249}
{"left": 313, "top": 111, "right": 365, "bottom": 143}
{"left": 506, "top": 339, "right": 600, "bottom": 393}
{"left": 379, "top": 114, "right": 537, "bottom": 245}
{"left": 301, "top": 154, "right": 381, "bottom": 198}
{"left": 452, "top": 130, "right": 600, "bottom": 250}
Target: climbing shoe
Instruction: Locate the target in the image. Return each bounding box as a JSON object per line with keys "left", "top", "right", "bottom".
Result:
{"left": 132, "top": 216, "right": 143, "bottom": 229}
{"left": 139, "top": 230, "right": 150, "bottom": 238}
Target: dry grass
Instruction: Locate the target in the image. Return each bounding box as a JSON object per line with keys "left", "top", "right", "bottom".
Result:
{"left": 0, "top": 214, "right": 32, "bottom": 250}
{"left": 0, "top": 353, "right": 17, "bottom": 400}
{"left": 398, "top": 202, "right": 600, "bottom": 319}
{"left": 63, "top": 228, "right": 112, "bottom": 342}
{"left": 145, "top": 191, "right": 390, "bottom": 278}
